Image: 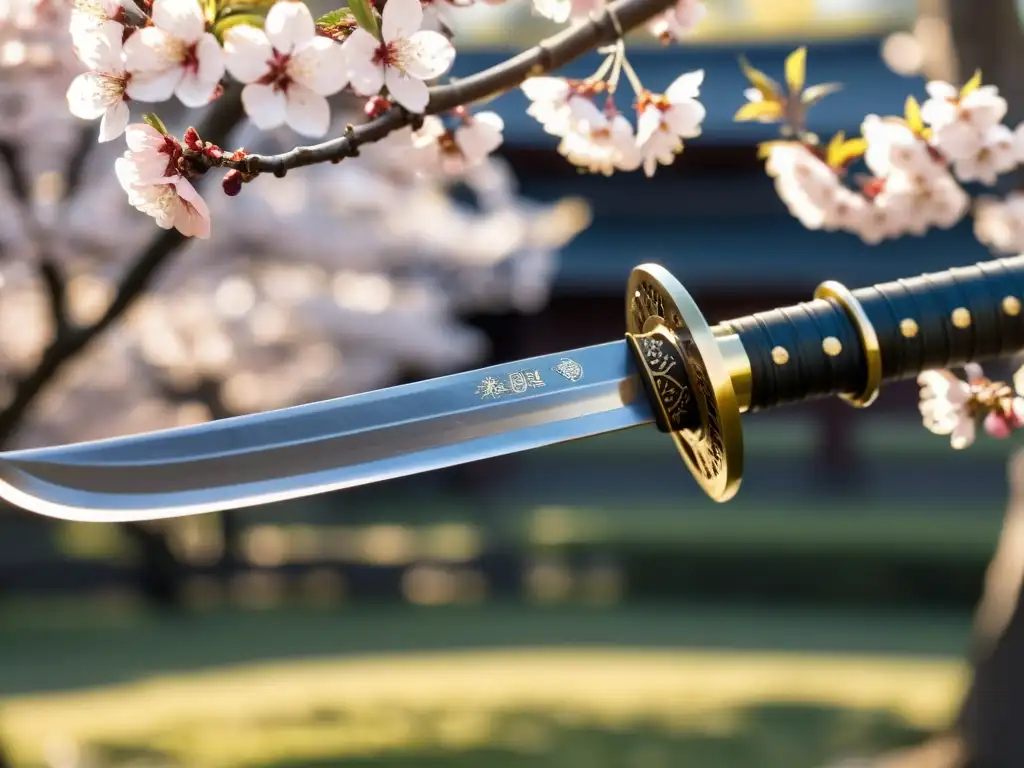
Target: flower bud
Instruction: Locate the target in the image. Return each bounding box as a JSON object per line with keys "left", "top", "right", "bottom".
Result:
{"left": 222, "top": 169, "right": 243, "bottom": 197}
{"left": 984, "top": 409, "right": 1015, "bottom": 439}
{"left": 365, "top": 96, "right": 390, "bottom": 118}
{"left": 183, "top": 127, "right": 202, "bottom": 151}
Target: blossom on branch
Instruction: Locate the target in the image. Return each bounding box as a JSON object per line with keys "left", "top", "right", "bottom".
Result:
{"left": 343, "top": 0, "right": 456, "bottom": 113}
{"left": 224, "top": 1, "right": 348, "bottom": 138}
{"left": 558, "top": 104, "right": 641, "bottom": 176}
{"left": 122, "top": 0, "right": 224, "bottom": 107}
{"left": 69, "top": 0, "right": 124, "bottom": 60}
{"left": 532, "top": 0, "right": 600, "bottom": 26}
{"left": 918, "top": 365, "right": 1024, "bottom": 449}
{"left": 635, "top": 69, "right": 706, "bottom": 177}
{"left": 950, "top": 123, "right": 1016, "bottom": 185}
{"left": 646, "top": 0, "right": 706, "bottom": 45}
{"left": 66, "top": 24, "right": 130, "bottom": 141}
{"left": 408, "top": 110, "right": 505, "bottom": 175}
{"left": 922, "top": 76, "right": 1007, "bottom": 162}
{"left": 115, "top": 123, "right": 211, "bottom": 238}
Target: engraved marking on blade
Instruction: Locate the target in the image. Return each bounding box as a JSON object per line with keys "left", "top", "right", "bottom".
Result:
{"left": 476, "top": 370, "right": 545, "bottom": 399}
{"left": 552, "top": 358, "right": 584, "bottom": 383}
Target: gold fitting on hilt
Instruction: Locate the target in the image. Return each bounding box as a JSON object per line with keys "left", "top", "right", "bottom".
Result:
{"left": 625, "top": 264, "right": 747, "bottom": 503}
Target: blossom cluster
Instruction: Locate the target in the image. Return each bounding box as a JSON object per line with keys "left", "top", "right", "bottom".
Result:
{"left": 918, "top": 365, "right": 1024, "bottom": 450}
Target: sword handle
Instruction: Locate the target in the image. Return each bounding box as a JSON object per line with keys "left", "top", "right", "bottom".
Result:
{"left": 720, "top": 255, "right": 1024, "bottom": 412}
{"left": 624, "top": 256, "right": 1024, "bottom": 504}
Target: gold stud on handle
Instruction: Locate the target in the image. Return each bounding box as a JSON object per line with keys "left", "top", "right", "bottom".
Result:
{"left": 771, "top": 346, "right": 790, "bottom": 365}
{"left": 951, "top": 307, "right": 972, "bottom": 328}
{"left": 900, "top": 318, "right": 919, "bottom": 338}
{"left": 822, "top": 337, "right": 842, "bottom": 356}
{"left": 1003, "top": 296, "right": 1021, "bottom": 317}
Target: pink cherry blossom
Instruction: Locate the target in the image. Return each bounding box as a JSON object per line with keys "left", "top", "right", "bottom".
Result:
{"left": 122, "top": 0, "right": 225, "bottom": 108}
{"left": 342, "top": 0, "right": 456, "bottom": 113}
{"left": 647, "top": 0, "right": 706, "bottom": 44}
{"left": 224, "top": 2, "right": 348, "bottom": 138}
{"left": 635, "top": 69, "right": 706, "bottom": 177}
{"left": 66, "top": 25, "right": 130, "bottom": 142}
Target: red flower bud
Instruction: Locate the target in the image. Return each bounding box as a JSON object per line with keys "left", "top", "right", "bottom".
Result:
{"left": 365, "top": 96, "right": 390, "bottom": 118}
{"left": 183, "top": 127, "right": 202, "bottom": 151}
{"left": 222, "top": 169, "right": 243, "bottom": 197}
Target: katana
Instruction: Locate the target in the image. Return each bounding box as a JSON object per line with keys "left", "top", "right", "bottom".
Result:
{"left": 1, "top": 256, "right": 1023, "bottom": 523}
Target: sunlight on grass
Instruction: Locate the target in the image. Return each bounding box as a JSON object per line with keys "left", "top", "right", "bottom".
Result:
{"left": 1, "top": 649, "right": 968, "bottom": 767}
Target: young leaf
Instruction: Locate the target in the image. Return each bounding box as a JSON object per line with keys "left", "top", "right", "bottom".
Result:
{"left": 348, "top": 0, "right": 380, "bottom": 40}
{"left": 961, "top": 69, "right": 983, "bottom": 98}
{"left": 801, "top": 82, "right": 842, "bottom": 108}
{"left": 904, "top": 95, "right": 924, "bottom": 134}
{"left": 213, "top": 12, "right": 264, "bottom": 41}
{"left": 826, "top": 133, "right": 867, "bottom": 169}
{"left": 317, "top": 6, "right": 354, "bottom": 24}
{"left": 738, "top": 55, "right": 782, "bottom": 102}
{"left": 784, "top": 47, "right": 806, "bottom": 95}
{"left": 734, "top": 99, "right": 785, "bottom": 123}
{"left": 143, "top": 113, "right": 168, "bottom": 135}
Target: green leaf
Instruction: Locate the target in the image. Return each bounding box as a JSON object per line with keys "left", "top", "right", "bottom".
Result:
{"left": 317, "top": 7, "right": 354, "bottom": 24}
{"left": 213, "top": 12, "right": 264, "bottom": 40}
{"left": 348, "top": 0, "right": 380, "bottom": 39}
{"left": 142, "top": 113, "right": 168, "bottom": 135}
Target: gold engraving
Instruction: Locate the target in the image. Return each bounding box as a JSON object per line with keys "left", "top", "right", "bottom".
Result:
{"left": 771, "top": 346, "right": 790, "bottom": 365}
{"left": 552, "top": 358, "right": 584, "bottom": 382}
{"left": 951, "top": 307, "right": 971, "bottom": 328}
{"left": 822, "top": 337, "right": 842, "bottom": 356}
{"left": 1003, "top": 296, "right": 1021, "bottom": 316}
{"left": 900, "top": 318, "right": 919, "bottom": 338}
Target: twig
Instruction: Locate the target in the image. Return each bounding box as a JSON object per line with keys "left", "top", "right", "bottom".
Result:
{"left": 214, "top": 0, "right": 675, "bottom": 178}
{"left": 0, "top": 91, "right": 246, "bottom": 447}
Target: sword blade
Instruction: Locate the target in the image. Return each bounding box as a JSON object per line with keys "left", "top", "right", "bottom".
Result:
{"left": 0, "top": 340, "right": 654, "bottom": 522}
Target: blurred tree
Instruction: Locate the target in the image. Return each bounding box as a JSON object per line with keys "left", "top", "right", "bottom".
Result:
{"left": 0, "top": 0, "right": 588, "bottom": 608}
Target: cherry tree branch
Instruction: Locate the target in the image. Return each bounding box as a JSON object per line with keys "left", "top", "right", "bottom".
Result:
{"left": 218, "top": 0, "right": 675, "bottom": 178}
{"left": 0, "top": 92, "right": 246, "bottom": 447}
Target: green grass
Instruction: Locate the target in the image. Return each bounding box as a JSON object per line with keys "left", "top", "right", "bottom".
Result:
{"left": 0, "top": 604, "right": 973, "bottom": 768}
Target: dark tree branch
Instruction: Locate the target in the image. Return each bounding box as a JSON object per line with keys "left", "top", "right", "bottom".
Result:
{"left": 212, "top": 0, "right": 675, "bottom": 178}
{"left": 0, "top": 91, "right": 246, "bottom": 448}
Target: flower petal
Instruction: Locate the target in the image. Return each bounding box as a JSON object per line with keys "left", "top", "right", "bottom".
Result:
{"left": 402, "top": 29, "right": 454, "bottom": 80}
{"left": 125, "top": 122, "right": 165, "bottom": 151}
{"left": 171, "top": 177, "right": 211, "bottom": 238}
{"left": 241, "top": 82, "right": 287, "bottom": 129}
{"left": 950, "top": 416, "right": 976, "bottom": 449}
{"left": 123, "top": 26, "right": 180, "bottom": 71}
{"left": 125, "top": 67, "right": 183, "bottom": 102}
{"left": 290, "top": 36, "right": 348, "bottom": 95}
{"left": 175, "top": 72, "right": 219, "bottom": 107}
{"left": 382, "top": 0, "right": 423, "bottom": 42}
{"left": 665, "top": 68, "right": 704, "bottom": 102}
{"left": 343, "top": 28, "right": 385, "bottom": 95}
{"left": 99, "top": 100, "right": 131, "bottom": 142}
{"left": 224, "top": 24, "right": 273, "bottom": 83}
{"left": 66, "top": 73, "right": 111, "bottom": 120}
{"left": 151, "top": 0, "right": 205, "bottom": 42}
{"left": 197, "top": 32, "right": 226, "bottom": 80}
{"left": 925, "top": 80, "right": 958, "bottom": 100}
{"left": 385, "top": 65, "right": 428, "bottom": 112}
{"left": 635, "top": 107, "right": 662, "bottom": 147}
{"left": 522, "top": 77, "right": 569, "bottom": 103}
{"left": 265, "top": 0, "right": 315, "bottom": 53}
{"left": 284, "top": 83, "right": 330, "bottom": 137}
{"left": 664, "top": 100, "right": 705, "bottom": 138}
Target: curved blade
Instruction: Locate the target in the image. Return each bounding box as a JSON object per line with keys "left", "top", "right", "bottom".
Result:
{"left": 0, "top": 341, "right": 654, "bottom": 522}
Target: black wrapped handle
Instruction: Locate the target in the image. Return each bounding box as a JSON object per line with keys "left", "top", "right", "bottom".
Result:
{"left": 722, "top": 255, "right": 1024, "bottom": 413}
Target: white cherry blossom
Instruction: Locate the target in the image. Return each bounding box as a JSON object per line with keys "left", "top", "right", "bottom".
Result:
{"left": 65, "top": 27, "right": 130, "bottom": 141}
{"left": 635, "top": 69, "right": 705, "bottom": 177}
{"left": 532, "top": 0, "right": 599, "bottom": 25}
{"left": 407, "top": 111, "right": 504, "bottom": 175}
{"left": 343, "top": 0, "right": 455, "bottom": 113}
{"left": 69, "top": 0, "right": 123, "bottom": 60}
{"left": 646, "top": 0, "right": 706, "bottom": 44}
{"left": 861, "top": 115, "right": 942, "bottom": 181}
{"left": 923, "top": 80, "right": 1007, "bottom": 161}
{"left": 521, "top": 77, "right": 604, "bottom": 138}
{"left": 918, "top": 367, "right": 980, "bottom": 450}
{"left": 952, "top": 123, "right": 1016, "bottom": 185}
{"left": 974, "top": 192, "right": 1024, "bottom": 254}
{"left": 116, "top": 124, "right": 210, "bottom": 237}
{"left": 558, "top": 109, "right": 641, "bottom": 176}
{"left": 224, "top": 3, "right": 347, "bottom": 138}
{"left": 121, "top": 0, "right": 225, "bottom": 108}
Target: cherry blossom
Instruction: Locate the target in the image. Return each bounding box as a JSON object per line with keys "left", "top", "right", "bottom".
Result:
{"left": 65, "top": 26, "right": 130, "bottom": 141}
{"left": 646, "top": 0, "right": 707, "bottom": 44}
{"left": 974, "top": 192, "right": 1024, "bottom": 254}
{"left": 68, "top": 0, "right": 123, "bottom": 58}
{"left": 558, "top": 107, "right": 641, "bottom": 176}
{"left": 951, "top": 123, "right": 1016, "bottom": 185}
{"left": 922, "top": 80, "right": 1007, "bottom": 161}
{"left": 409, "top": 110, "right": 505, "bottom": 175}
{"left": 918, "top": 367, "right": 980, "bottom": 450}
{"left": 532, "top": 0, "right": 600, "bottom": 25}
{"left": 224, "top": 2, "right": 347, "bottom": 138}
{"left": 861, "top": 115, "right": 943, "bottom": 181}
{"left": 635, "top": 69, "right": 706, "bottom": 177}
{"left": 343, "top": 0, "right": 456, "bottom": 113}
{"left": 115, "top": 123, "right": 210, "bottom": 238}
{"left": 121, "top": 0, "right": 225, "bottom": 108}
{"left": 522, "top": 77, "right": 605, "bottom": 138}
